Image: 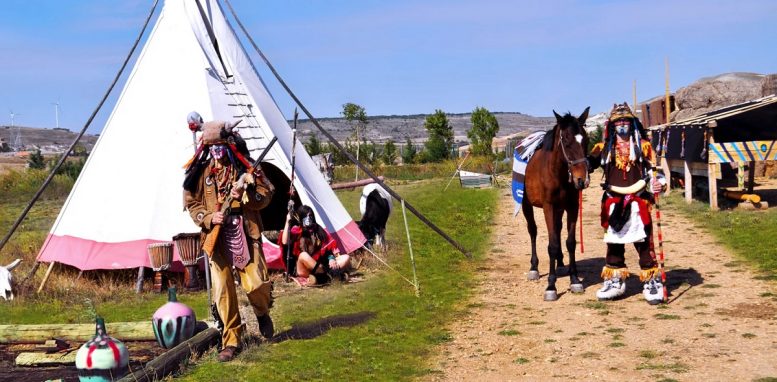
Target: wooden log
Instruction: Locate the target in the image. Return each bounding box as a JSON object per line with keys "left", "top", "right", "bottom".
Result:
{"left": 35, "top": 338, "right": 70, "bottom": 352}
{"left": 723, "top": 190, "right": 761, "bottom": 204}
{"left": 330, "top": 176, "right": 384, "bottom": 190}
{"left": 119, "top": 327, "right": 219, "bottom": 382}
{"left": 0, "top": 321, "right": 204, "bottom": 344}
{"left": 15, "top": 351, "right": 77, "bottom": 366}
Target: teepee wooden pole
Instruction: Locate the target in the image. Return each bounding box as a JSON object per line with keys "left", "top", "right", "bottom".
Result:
{"left": 37, "top": 262, "right": 56, "bottom": 294}
{"left": 224, "top": 0, "right": 471, "bottom": 258}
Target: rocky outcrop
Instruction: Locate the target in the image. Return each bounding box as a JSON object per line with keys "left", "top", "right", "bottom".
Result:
{"left": 672, "top": 72, "right": 769, "bottom": 121}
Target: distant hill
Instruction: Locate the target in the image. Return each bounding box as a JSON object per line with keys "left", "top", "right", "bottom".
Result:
{"left": 293, "top": 112, "right": 555, "bottom": 144}
{"left": 0, "top": 126, "right": 98, "bottom": 153}
{"left": 0, "top": 112, "right": 555, "bottom": 152}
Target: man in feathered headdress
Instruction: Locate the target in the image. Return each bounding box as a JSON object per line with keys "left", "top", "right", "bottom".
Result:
{"left": 183, "top": 112, "right": 276, "bottom": 361}
{"left": 587, "top": 103, "right": 665, "bottom": 304}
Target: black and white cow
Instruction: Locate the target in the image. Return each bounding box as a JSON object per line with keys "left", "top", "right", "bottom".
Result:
{"left": 358, "top": 184, "right": 392, "bottom": 249}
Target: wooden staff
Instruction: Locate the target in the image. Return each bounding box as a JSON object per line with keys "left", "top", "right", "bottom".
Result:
{"left": 284, "top": 110, "right": 299, "bottom": 281}
{"left": 578, "top": 190, "right": 584, "bottom": 255}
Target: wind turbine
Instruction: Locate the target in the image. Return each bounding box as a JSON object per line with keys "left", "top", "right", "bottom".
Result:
{"left": 9, "top": 110, "right": 23, "bottom": 150}
{"left": 52, "top": 101, "right": 61, "bottom": 129}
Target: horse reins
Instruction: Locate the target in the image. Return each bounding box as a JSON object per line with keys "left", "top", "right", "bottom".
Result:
{"left": 558, "top": 133, "right": 588, "bottom": 183}
{"left": 558, "top": 132, "right": 588, "bottom": 256}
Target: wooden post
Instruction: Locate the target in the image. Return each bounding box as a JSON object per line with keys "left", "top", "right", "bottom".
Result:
{"left": 135, "top": 266, "right": 145, "bottom": 294}
{"left": 707, "top": 121, "right": 719, "bottom": 210}
{"left": 684, "top": 160, "right": 692, "bottom": 203}
{"left": 36, "top": 262, "right": 56, "bottom": 294}
{"left": 747, "top": 160, "right": 756, "bottom": 194}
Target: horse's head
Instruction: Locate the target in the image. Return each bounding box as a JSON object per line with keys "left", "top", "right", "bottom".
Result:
{"left": 553, "top": 107, "right": 591, "bottom": 190}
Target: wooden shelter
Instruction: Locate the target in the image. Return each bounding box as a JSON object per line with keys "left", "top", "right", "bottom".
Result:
{"left": 648, "top": 95, "right": 777, "bottom": 209}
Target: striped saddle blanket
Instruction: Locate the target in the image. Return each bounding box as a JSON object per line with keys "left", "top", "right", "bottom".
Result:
{"left": 512, "top": 131, "right": 546, "bottom": 215}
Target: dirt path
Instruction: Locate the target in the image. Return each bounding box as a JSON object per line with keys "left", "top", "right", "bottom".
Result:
{"left": 431, "top": 186, "right": 777, "bottom": 381}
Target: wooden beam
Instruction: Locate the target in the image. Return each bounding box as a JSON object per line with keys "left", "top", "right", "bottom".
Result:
{"left": 0, "top": 321, "right": 205, "bottom": 344}
{"left": 119, "top": 327, "right": 219, "bottom": 382}
{"left": 684, "top": 160, "right": 693, "bottom": 203}
{"left": 330, "top": 176, "right": 384, "bottom": 191}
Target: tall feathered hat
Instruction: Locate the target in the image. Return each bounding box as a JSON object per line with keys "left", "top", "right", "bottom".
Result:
{"left": 608, "top": 102, "right": 637, "bottom": 122}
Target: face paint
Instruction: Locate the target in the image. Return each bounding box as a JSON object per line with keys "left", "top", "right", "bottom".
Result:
{"left": 209, "top": 145, "right": 227, "bottom": 160}
{"left": 302, "top": 214, "right": 313, "bottom": 228}
{"left": 614, "top": 120, "right": 630, "bottom": 137}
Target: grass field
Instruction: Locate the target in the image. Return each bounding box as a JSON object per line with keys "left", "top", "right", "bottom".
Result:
{"left": 179, "top": 180, "right": 498, "bottom": 381}
{"left": 0, "top": 171, "right": 498, "bottom": 381}
{"left": 663, "top": 193, "right": 777, "bottom": 279}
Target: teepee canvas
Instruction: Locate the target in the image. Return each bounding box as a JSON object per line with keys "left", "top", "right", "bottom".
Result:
{"left": 37, "top": 0, "right": 365, "bottom": 271}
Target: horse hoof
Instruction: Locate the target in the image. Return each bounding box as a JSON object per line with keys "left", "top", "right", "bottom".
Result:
{"left": 570, "top": 283, "right": 584, "bottom": 294}
{"left": 527, "top": 270, "right": 540, "bottom": 281}
{"left": 544, "top": 290, "right": 558, "bottom": 301}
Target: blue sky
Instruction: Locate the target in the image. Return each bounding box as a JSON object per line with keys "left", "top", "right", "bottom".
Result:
{"left": 0, "top": 0, "right": 775, "bottom": 134}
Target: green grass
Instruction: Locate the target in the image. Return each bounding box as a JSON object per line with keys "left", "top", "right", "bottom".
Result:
{"left": 177, "top": 179, "right": 498, "bottom": 381}
{"left": 514, "top": 357, "right": 530, "bottom": 365}
{"left": 654, "top": 313, "right": 681, "bottom": 320}
{"left": 663, "top": 194, "right": 777, "bottom": 279}
{"left": 498, "top": 329, "right": 520, "bottom": 336}
{"left": 636, "top": 361, "right": 690, "bottom": 373}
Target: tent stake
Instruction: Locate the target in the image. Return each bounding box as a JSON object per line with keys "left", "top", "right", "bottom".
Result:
{"left": 37, "top": 262, "right": 56, "bottom": 294}
{"left": 223, "top": 0, "right": 470, "bottom": 258}
{"left": 401, "top": 200, "right": 420, "bottom": 297}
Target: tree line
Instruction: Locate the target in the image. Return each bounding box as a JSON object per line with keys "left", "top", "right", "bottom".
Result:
{"left": 304, "top": 103, "right": 500, "bottom": 165}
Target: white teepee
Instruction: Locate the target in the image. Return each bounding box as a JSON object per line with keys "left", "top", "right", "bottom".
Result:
{"left": 37, "top": 0, "right": 365, "bottom": 271}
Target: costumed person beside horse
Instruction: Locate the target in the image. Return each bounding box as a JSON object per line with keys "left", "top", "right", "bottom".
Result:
{"left": 587, "top": 103, "right": 666, "bottom": 304}
{"left": 281, "top": 205, "right": 351, "bottom": 286}
{"left": 183, "top": 112, "right": 276, "bottom": 362}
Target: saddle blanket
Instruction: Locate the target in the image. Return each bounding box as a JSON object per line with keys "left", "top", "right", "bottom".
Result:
{"left": 512, "top": 131, "right": 546, "bottom": 215}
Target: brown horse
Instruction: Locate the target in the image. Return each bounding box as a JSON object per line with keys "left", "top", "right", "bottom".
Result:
{"left": 522, "top": 108, "right": 590, "bottom": 301}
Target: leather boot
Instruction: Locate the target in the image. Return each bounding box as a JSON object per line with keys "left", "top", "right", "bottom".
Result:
{"left": 217, "top": 346, "right": 239, "bottom": 362}
{"left": 257, "top": 313, "right": 274, "bottom": 339}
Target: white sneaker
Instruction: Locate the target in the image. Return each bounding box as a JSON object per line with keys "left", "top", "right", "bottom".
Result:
{"left": 596, "top": 277, "right": 626, "bottom": 300}
{"left": 643, "top": 278, "right": 664, "bottom": 305}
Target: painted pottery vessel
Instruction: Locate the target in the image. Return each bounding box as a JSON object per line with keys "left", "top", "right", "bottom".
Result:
{"left": 75, "top": 317, "right": 130, "bottom": 382}
{"left": 152, "top": 287, "right": 196, "bottom": 348}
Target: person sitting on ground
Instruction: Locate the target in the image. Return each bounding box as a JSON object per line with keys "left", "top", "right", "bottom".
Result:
{"left": 280, "top": 205, "right": 351, "bottom": 285}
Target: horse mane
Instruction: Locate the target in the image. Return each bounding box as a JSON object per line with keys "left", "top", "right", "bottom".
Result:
{"left": 541, "top": 112, "right": 581, "bottom": 151}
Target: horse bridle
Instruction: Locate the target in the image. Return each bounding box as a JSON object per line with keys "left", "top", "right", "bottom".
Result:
{"left": 558, "top": 133, "right": 588, "bottom": 183}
